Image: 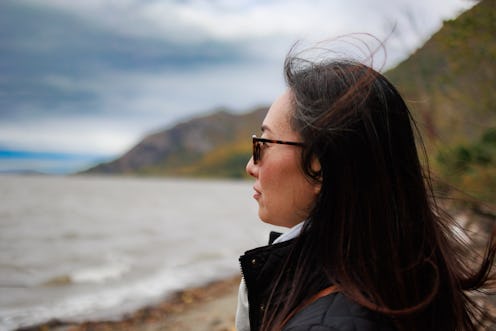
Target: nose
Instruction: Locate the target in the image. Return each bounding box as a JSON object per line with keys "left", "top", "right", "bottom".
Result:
{"left": 246, "top": 156, "right": 257, "bottom": 178}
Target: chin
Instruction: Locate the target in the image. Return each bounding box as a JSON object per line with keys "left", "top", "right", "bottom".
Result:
{"left": 258, "top": 211, "right": 269, "bottom": 223}
{"left": 258, "top": 211, "right": 273, "bottom": 225}
{"left": 258, "top": 214, "right": 289, "bottom": 228}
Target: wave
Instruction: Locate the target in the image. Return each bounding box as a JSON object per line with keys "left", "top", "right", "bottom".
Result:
{"left": 2, "top": 258, "right": 238, "bottom": 331}
{"left": 42, "top": 261, "right": 130, "bottom": 287}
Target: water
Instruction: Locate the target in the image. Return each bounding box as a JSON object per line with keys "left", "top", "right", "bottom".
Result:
{"left": 0, "top": 175, "right": 276, "bottom": 331}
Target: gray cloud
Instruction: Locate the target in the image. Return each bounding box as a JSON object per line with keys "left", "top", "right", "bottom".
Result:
{"left": 0, "top": 1, "right": 250, "bottom": 119}
{"left": 0, "top": 0, "right": 475, "bottom": 169}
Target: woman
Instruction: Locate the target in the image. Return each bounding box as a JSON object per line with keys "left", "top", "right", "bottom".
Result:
{"left": 236, "top": 46, "right": 496, "bottom": 331}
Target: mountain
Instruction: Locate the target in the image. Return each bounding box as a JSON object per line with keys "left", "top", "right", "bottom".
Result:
{"left": 385, "top": 0, "right": 495, "bottom": 147}
{"left": 85, "top": 0, "right": 495, "bottom": 203}
{"left": 84, "top": 107, "right": 267, "bottom": 178}
{"left": 385, "top": 0, "right": 496, "bottom": 203}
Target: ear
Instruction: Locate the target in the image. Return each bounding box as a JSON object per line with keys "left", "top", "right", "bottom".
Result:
{"left": 311, "top": 156, "right": 322, "bottom": 195}
{"left": 313, "top": 181, "right": 322, "bottom": 195}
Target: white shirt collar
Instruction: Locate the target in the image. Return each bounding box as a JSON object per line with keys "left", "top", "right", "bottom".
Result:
{"left": 272, "top": 221, "right": 305, "bottom": 244}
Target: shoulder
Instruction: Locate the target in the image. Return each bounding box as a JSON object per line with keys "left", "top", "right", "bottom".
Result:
{"left": 283, "top": 293, "right": 396, "bottom": 331}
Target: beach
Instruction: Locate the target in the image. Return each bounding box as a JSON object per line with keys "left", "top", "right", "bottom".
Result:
{"left": 4, "top": 176, "right": 495, "bottom": 331}
{"left": 18, "top": 275, "right": 241, "bottom": 331}
{"left": 0, "top": 176, "right": 269, "bottom": 330}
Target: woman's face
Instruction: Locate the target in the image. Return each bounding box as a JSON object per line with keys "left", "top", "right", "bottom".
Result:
{"left": 246, "top": 90, "right": 320, "bottom": 228}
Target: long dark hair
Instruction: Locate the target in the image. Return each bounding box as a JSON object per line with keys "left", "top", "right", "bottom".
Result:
{"left": 260, "top": 49, "right": 496, "bottom": 331}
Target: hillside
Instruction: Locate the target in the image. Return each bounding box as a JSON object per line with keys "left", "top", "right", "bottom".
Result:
{"left": 85, "top": 0, "right": 495, "bottom": 204}
{"left": 385, "top": 0, "right": 496, "bottom": 203}
{"left": 84, "top": 107, "right": 267, "bottom": 178}
{"left": 386, "top": 0, "right": 495, "bottom": 145}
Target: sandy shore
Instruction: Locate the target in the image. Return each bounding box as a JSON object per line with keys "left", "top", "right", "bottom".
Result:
{"left": 14, "top": 272, "right": 496, "bottom": 331}
{"left": 18, "top": 275, "right": 241, "bottom": 331}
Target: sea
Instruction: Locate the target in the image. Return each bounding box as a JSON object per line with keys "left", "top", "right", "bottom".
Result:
{"left": 0, "top": 175, "right": 277, "bottom": 331}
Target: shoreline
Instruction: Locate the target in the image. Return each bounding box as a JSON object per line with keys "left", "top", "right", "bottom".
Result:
{"left": 16, "top": 275, "right": 241, "bottom": 331}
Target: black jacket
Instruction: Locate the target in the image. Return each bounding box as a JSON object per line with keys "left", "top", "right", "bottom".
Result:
{"left": 239, "top": 232, "right": 396, "bottom": 331}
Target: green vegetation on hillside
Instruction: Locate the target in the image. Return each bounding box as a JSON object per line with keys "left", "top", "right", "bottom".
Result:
{"left": 385, "top": 0, "right": 496, "bottom": 206}
{"left": 84, "top": 107, "right": 266, "bottom": 179}
{"left": 138, "top": 139, "right": 252, "bottom": 178}
{"left": 436, "top": 128, "right": 496, "bottom": 202}
{"left": 386, "top": 0, "right": 495, "bottom": 146}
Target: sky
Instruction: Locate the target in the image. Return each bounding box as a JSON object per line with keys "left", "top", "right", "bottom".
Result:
{"left": 0, "top": 0, "right": 476, "bottom": 174}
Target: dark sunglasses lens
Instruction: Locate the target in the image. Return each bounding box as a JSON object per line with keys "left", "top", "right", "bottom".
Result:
{"left": 253, "top": 140, "right": 260, "bottom": 164}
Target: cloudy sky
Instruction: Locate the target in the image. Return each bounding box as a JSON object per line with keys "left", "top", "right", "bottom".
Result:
{"left": 0, "top": 0, "right": 476, "bottom": 174}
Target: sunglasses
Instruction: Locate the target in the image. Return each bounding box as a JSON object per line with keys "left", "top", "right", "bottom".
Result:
{"left": 252, "top": 135, "right": 304, "bottom": 164}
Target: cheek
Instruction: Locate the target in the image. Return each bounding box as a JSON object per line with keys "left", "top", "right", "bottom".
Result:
{"left": 291, "top": 177, "right": 318, "bottom": 213}
{"left": 257, "top": 166, "right": 288, "bottom": 221}
{"left": 259, "top": 169, "right": 282, "bottom": 206}
{"left": 259, "top": 161, "right": 318, "bottom": 225}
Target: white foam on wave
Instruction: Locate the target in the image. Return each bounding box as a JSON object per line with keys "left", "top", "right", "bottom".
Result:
{"left": 40, "top": 257, "right": 131, "bottom": 287}
{"left": 71, "top": 261, "right": 130, "bottom": 284}
{"left": 1, "top": 256, "right": 238, "bottom": 331}
{"left": 1, "top": 272, "right": 181, "bottom": 330}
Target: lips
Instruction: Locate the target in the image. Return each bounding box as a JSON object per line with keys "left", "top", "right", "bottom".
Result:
{"left": 253, "top": 186, "right": 261, "bottom": 200}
